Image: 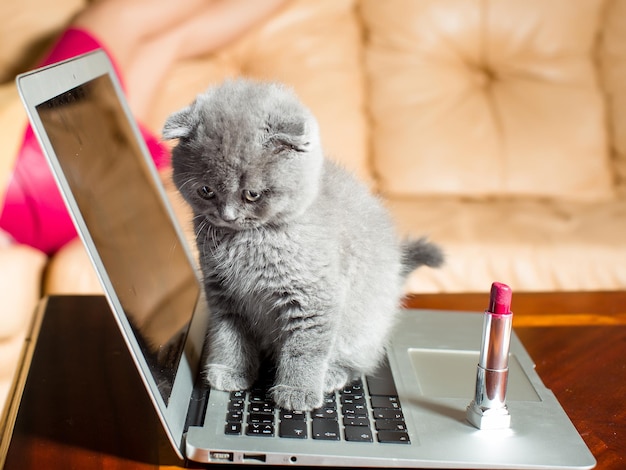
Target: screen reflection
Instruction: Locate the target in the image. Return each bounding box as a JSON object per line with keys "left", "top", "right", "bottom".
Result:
{"left": 36, "top": 75, "right": 199, "bottom": 403}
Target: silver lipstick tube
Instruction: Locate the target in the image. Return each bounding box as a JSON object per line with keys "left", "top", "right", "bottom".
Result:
{"left": 466, "top": 311, "right": 513, "bottom": 429}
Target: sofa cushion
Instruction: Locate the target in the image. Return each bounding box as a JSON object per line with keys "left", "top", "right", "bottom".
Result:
{"left": 362, "top": 0, "right": 614, "bottom": 201}
{"left": 600, "top": 0, "right": 626, "bottom": 196}
{"left": 388, "top": 197, "right": 626, "bottom": 292}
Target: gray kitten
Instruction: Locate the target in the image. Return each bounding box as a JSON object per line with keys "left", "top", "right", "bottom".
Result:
{"left": 162, "top": 79, "right": 443, "bottom": 411}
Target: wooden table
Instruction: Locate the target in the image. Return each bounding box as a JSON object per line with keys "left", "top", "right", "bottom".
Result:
{"left": 2, "top": 292, "right": 626, "bottom": 470}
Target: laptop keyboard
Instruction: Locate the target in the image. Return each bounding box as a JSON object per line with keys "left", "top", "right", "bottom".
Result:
{"left": 223, "top": 360, "right": 410, "bottom": 444}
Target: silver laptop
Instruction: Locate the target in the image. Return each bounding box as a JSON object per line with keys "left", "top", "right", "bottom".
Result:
{"left": 16, "top": 50, "right": 595, "bottom": 469}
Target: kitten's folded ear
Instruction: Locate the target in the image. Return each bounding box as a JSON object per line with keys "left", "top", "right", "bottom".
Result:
{"left": 266, "top": 115, "right": 318, "bottom": 154}
{"left": 162, "top": 105, "right": 194, "bottom": 140}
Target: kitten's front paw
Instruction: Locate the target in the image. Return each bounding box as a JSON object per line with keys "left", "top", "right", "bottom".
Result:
{"left": 206, "top": 363, "right": 254, "bottom": 391}
{"left": 323, "top": 366, "right": 350, "bottom": 393}
{"left": 271, "top": 384, "right": 323, "bottom": 411}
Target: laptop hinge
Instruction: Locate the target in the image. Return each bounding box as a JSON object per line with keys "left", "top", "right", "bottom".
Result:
{"left": 184, "top": 378, "right": 210, "bottom": 432}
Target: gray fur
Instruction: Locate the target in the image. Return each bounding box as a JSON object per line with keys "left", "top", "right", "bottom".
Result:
{"left": 163, "top": 79, "right": 443, "bottom": 411}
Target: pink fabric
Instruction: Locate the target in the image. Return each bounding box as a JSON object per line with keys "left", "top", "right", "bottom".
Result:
{"left": 0, "top": 28, "right": 169, "bottom": 254}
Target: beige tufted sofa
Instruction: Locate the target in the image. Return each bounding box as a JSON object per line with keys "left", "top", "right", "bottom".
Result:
{"left": 1, "top": 0, "right": 626, "bottom": 417}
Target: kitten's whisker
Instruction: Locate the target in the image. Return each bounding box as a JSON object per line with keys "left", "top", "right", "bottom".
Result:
{"left": 178, "top": 176, "right": 197, "bottom": 192}
{"left": 209, "top": 225, "right": 219, "bottom": 253}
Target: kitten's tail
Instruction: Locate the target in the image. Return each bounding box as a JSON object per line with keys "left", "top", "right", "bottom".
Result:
{"left": 400, "top": 237, "right": 444, "bottom": 278}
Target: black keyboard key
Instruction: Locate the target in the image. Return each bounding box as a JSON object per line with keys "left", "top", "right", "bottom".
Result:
{"left": 373, "top": 409, "right": 404, "bottom": 421}
{"left": 344, "top": 425, "right": 373, "bottom": 442}
{"left": 249, "top": 390, "right": 272, "bottom": 403}
{"left": 375, "top": 420, "right": 407, "bottom": 431}
{"left": 377, "top": 430, "right": 410, "bottom": 444}
{"left": 322, "top": 394, "right": 337, "bottom": 408}
{"left": 249, "top": 412, "right": 274, "bottom": 424}
{"left": 367, "top": 377, "right": 397, "bottom": 396}
{"left": 230, "top": 390, "right": 245, "bottom": 399}
{"left": 311, "top": 407, "right": 338, "bottom": 420}
{"left": 279, "top": 420, "right": 308, "bottom": 439}
{"left": 366, "top": 359, "right": 398, "bottom": 396}
{"left": 341, "top": 394, "right": 366, "bottom": 405}
{"left": 370, "top": 395, "right": 401, "bottom": 409}
{"left": 312, "top": 419, "right": 340, "bottom": 440}
{"left": 228, "top": 399, "right": 245, "bottom": 412}
{"left": 343, "top": 379, "right": 364, "bottom": 393}
{"left": 225, "top": 422, "right": 242, "bottom": 435}
{"left": 342, "top": 403, "right": 368, "bottom": 419}
{"left": 280, "top": 410, "right": 306, "bottom": 420}
{"left": 246, "top": 423, "right": 274, "bottom": 437}
{"left": 226, "top": 411, "right": 243, "bottom": 422}
{"left": 343, "top": 416, "right": 370, "bottom": 427}
{"left": 248, "top": 402, "right": 274, "bottom": 414}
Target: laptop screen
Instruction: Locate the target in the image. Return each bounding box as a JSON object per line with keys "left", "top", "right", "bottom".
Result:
{"left": 35, "top": 74, "right": 199, "bottom": 404}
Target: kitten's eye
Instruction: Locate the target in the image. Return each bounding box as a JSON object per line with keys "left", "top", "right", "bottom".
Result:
{"left": 197, "top": 186, "right": 215, "bottom": 200}
{"left": 269, "top": 138, "right": 307, "bottom": 155}
{"left": 242, "top": 190, "right": 261, "bottom": 202}
{"left": 272, "top": 141, "right": 301, "bottom": 155}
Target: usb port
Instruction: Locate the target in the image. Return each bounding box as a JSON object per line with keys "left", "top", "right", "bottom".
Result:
{"left": 243, "top": 453, "right": 267, "bottom": 462}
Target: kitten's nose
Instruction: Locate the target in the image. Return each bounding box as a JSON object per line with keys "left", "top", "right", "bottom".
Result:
{"left": 219, "top": 205, "right": 238, "bottom": 222}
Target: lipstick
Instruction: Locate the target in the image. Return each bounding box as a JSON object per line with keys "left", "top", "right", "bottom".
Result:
{"left": 466, "top": 282, "right": 513, "bottom": 430}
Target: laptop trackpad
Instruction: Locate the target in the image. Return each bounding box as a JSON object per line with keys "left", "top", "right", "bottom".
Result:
{"left": 408, "top": 349, "right": 541, "bottom": 401}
